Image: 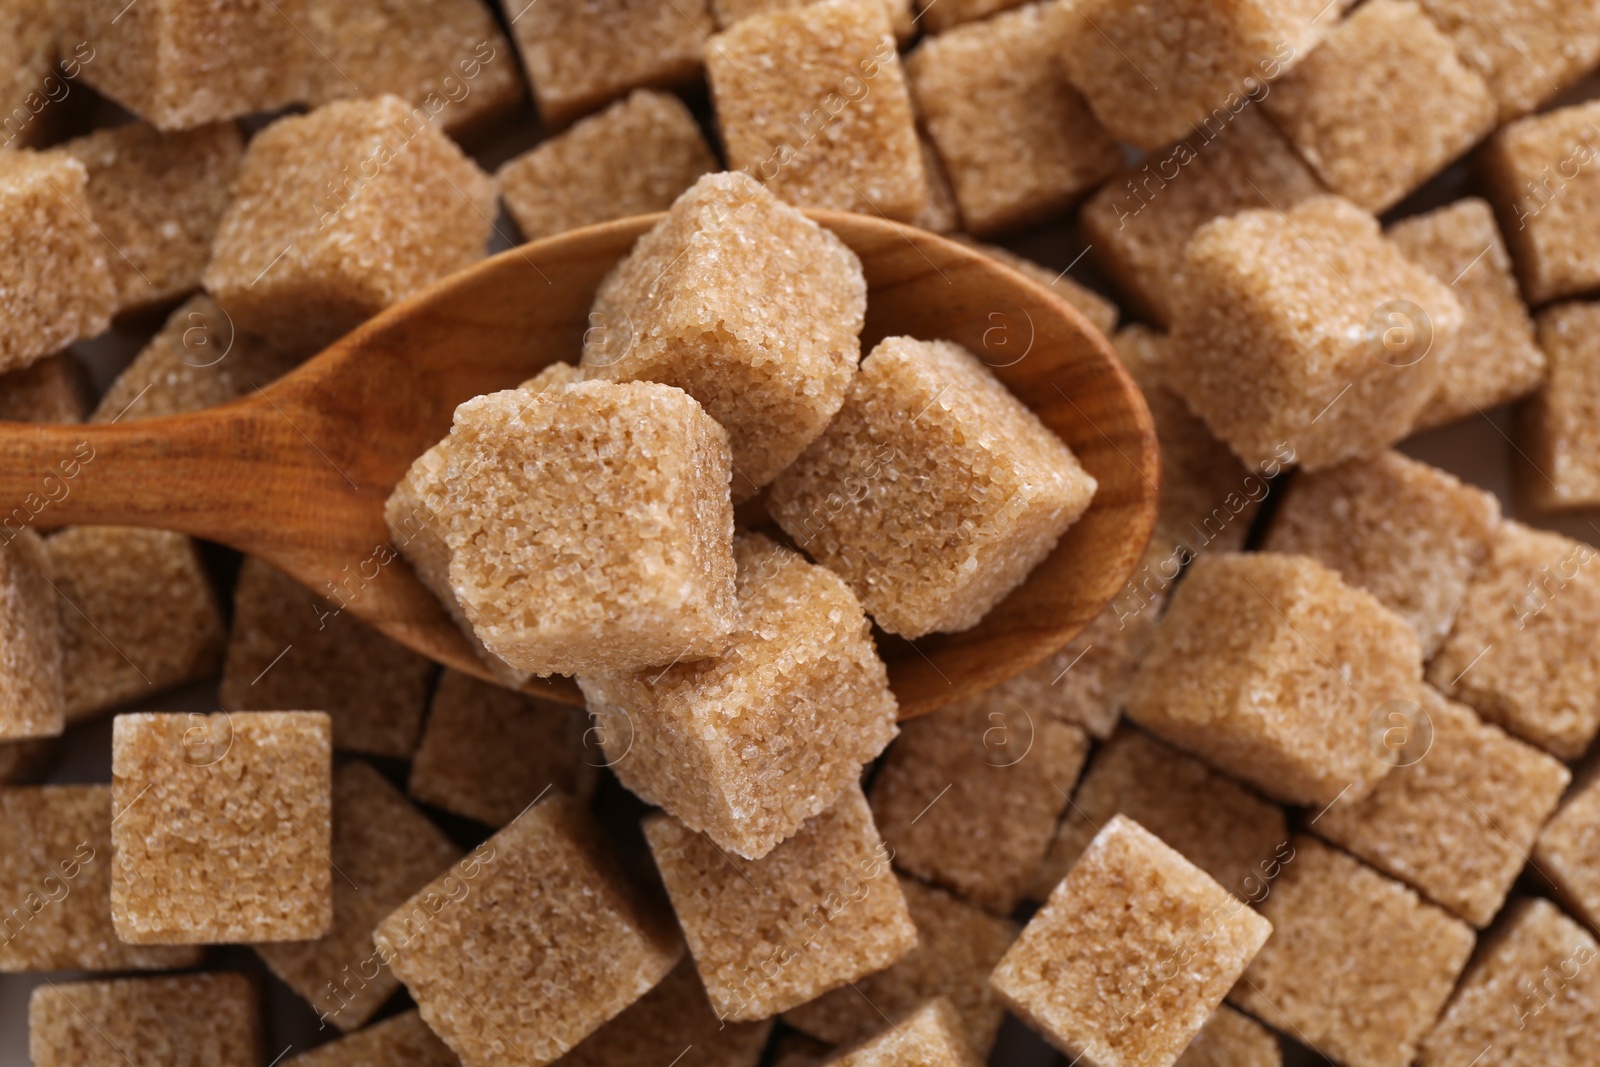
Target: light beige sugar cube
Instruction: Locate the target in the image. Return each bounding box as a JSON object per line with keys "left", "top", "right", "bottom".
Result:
{"left": 1387, "top": 198, "right": 1546, "bottom": 429}
{"left": 1417, "top": 0, "right": 1600, "bottom": 121}
{"left": 769, "top": 336, "right": 1097, "bottom": 638}
{"left": 581, "top": 532, "right": 895, "bottom": 860}
{"left": 0, "top": 785, "right": 201, "bottom": 971}
{"left": 783, "top": 876, "right": 1018, "bottom": 1054}
{"left": 906, "top": 2, "right": 1120, "bottom": 236}
{"left": 440, "top": 380, "right": 736, "bottom": 678}
{"left": 913, "top": 134, "right": 960, "bottom": 234}
{"left": 0, "top": 353, "right": 90, "bottom": 423}
{"left": 0, "top": 528, "right": 64, "bottom": 741}
{"left": 506, "top": 0, "right": 714, "bottom": 127}
{"left": 1263, "top": 451, "right": 1501, "bottom": 656}
{"left": 707, "top": 0, "right": 927, "bottom": 220}
{"left": 644, "top": 784, "right": 915, "bottom": 1022}
{"left": 205, "top": 95, "right": 495, "bottom": 352}
{"left": 47, "top": 526, "right": 226, "bottom": 724}
{"left": 28, "top": 973, "right": 261, "bottom": 1067}
{"left": 559, "top": 961, "right": 773, "bottom": 1067}
{"left": 256, "top": 761, "right": 460, "bottom": 1031}
{"left": 220, "top": 557, "right": 436, "bottom": 759}
{"left": 1033, "top": 728, "right": 1289, "bottom": 903}
{"left": 992, "top": 816, "right": 1273, "bottom": 1067}
{"left": 1427, "top": 520, "right": 1600, "bottom": 760}
{"left": 828, "top": 998, "right": 984, "bottom": 1067}
{"left": 869, "top": 695, "right": 1088, "bottom": 914}
{"left": 0, "top": 1, "right": 64, "bottom": 149}
{"left": 1233, "top": 838, "right": 1476, "bottom": 1067}
{"left": 284, "top": 1010, "right": 460, "bottom": 1067}
{"left": 1176, "top": 1006, "right": 1281, "bottom": 1067}
{"left": 498, "top": 90, "right": 716, "bottom": 243}
{"left": 0, "top": 151, "right": 114, "bottom": 371}
{"left": 957, "top": 238, "right": 1119, "bottom": 338}
{"left": 376, "top": 793, "right": 683, "bottom": 1067}
{"left": 1521, "top": 301, "right": 1600, "bottom": 509}
{"left": 582, "top": 172, "right": 866, "bottom": 498}
{"left": 1260, "top": 0, "right": 1497, "bottom": 214}
{"left": 1167, "top": 195, "right": 1463, "bottom": 471}
{"left": 1534, "top": 769, "right": 1600, "bottom": 934}
{"left": 111, "top": 711, "right": 333, "bottom": 944}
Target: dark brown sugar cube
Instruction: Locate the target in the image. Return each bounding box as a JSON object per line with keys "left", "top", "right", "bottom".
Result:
{"left": 28, "top": 972, "right": 262, "bottom": 1067}
{"left": 1058, "top": 0, "right": 1329, "bottom": 151}
{"left": 828, "top": 998, "right": 985, "bottom": 1067}
{"left": 960, "top": 239, "right": 1119, "bottom": 337}
{"left": 1521, "top": 301, "right": 1600, "bottom": 510}
{"left": 1128, "top": 552, "right": 1421, "bottom": 807}
{"left": 1167, "top": 195, "right": 1463, "bottom": 471}
{"left": 440, "top": 380, "right": 736, "bottom": 678}
{"left": 1534, "top": 767, "right": 1600, "bottom": 934}
{"left": 868, "top": 694, "right": 1089, "bottom": 914}
{"left": 0, "top": 528, "right": 64, "bottom": 741}
{"left": 580, "top": 533, "right": 896, "bottom": 861}
{"left": 991, "top": 815, "right": 1272, "bottom": 1067}
{"left": 204, "top": 95, "right": 495, "bottom": 352}
{"left": 1233, "top": 837, "right": 1475, "bottom": 1067}
{"left": 1259, "top": 0, "right": 1497, "bottom": 215}
{"left": 111, "top": 710, "right": 333, "bottom": 944}
{"left": 906, "top": 2, "right": 1120, "bottom": 236}
{"left": 1175, "top": 1006, "right": 1281, "bottom": 1067}
{"left": 1427, "top": 520, "right": 1600, "bottom": 760}
{"left": 581, "top": 172, "right": 866, "bottom": 498}
{"left": 0, "top": 353, "right": 91, "bottom": 424}
{"left": 1387, "top": 198, "right": 1546, "bottom": 430}
{"left": 375, "top": 793, "right": 682, "bottom": 1067}
{"left": 0, "top": 784, "right": 201, "bottom": 971}
{"left": 1033, "top": 728, "right": 1289, "bottom": 903}
{"left": 1263, "top": 450, "right": 1501, "bottom": 657}
{"left": 498, "top": 90, "right": 716, "bottom": 243}
{"left": 707, "top": 0, "right": 927, "bottom": 221}
{"left": 783, "top": 876, "right": 1018, "bottom": 1054}
{"left": 1417, "top": 0, "right": 1600, "bottom": 121}
{"left": 256, "top": 761, "right": 460, "bottom": 1031}
{"left": 1314, "top": 686, "right": 1570, "bottom": 927}
{"left": 219, "top": 557, "right": 436, "bottom": 759}
{"left": 768, "top": 336, "right": 1096, "bottom": 638}
{"left": 559, "top": 960, "right": 773, "bottom": 1067}
{"left": 284, "top": 1010, "right": 460, "bottom": 1067}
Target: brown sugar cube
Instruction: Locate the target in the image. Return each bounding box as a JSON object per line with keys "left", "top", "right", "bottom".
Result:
{"left": 1263, "top": 450, "right": 1501, "bottom": 656}
{"left": 1417, "top": 0, "right": 1600, "bottom": 121}
{"left": 0, "top": 1, "right": 63, "bottom": 149}
{"left": 991, "top": 815, "right": 1273, "bottom": 1067}
{"left": 64, "top": 0, "right": 309, "bottom": 129}
{"left": 256, "top": 761, "right": 460, "bottom": 1031}
{"left": 828, "top": 998, "right": 984, "bottom": 1067}
{"left": 1033, "top": 728, "right": 1289, "bottom": 903}
{"left": 644, "top": 783, "right": 916, "bottom": 1022}
{"left": 1387, "top": 198, "right": 1547, "bottom": 430}
{"left": 906, "top": 2, "right": 1121, "bottom": 236}
{"left": 0, "top": 528, "right": 64, "bottom": 741}
{"left": 111, "top": 710, "right": 332, "bottom": 944}
{"left": 0, "top": 785, "right": 201, "bottom": 971}
{"left": 912, "top": 134, "right": 960, "bottom": 234}
{"left": 47, "top": 526, "right": 226, "bottom": 724}
{"left": 558, "top": 961, "right": 773, "bottom": 1067}
{"left": 909, "top": 0, "right": 1028, "bottom": 34}
{"left": 1058, "top": 0, "right": 1328, "bottom": 151}
{"left": 1427, "top": 520, "right": 1600, "bottom": 760}
{"left": 769, "top": 336, "right": 1097, "bottom": 638}
{"left": 1129, "top": 552, "right": 1422, "bottom": 807}
{"left": 284, "top": 1010, "right": 459, "bottom": 1067}
{"left": 869, "top": 695, "right": 1089, "bottom": 914}
{"left": 783, "top": 876, "right": 1018, "bottom": 1054}
{"left": 707, "top": 0, "right": 927, "bottom": 221}
{"left": 712, "top": 0, "right": 913, "bottom": 37}
{"left": 581, "top": 533, "right": 896, "bottom": 860}
{"left": 1234, "top": 837, "right": 1474, "bottom": 1067}
{"left": 1418, "top": 898, "right": 1600, "bottom": 1067}
{"left": 507, "top": 0, "right": 714, "bottom": 127}
{"left": 204, "top": 95, "right": 495, "bottom": 352}
{"left": 1521, "top": 301, "right": 1600, "bottom": 509}
{"left": 408, "top": 668, "right": 596, "bottom": 827}
{"left": 1176, "top": 1006, "right": 1281, "bottom": 1067}
{"left": 28, "top": 972, "right": 262, "bottom": 1067}
{"left": 1483, "top": 100, "right": 1600, "bottom": 306}
{"left": 0, "top": 353, "right": 90, "bottom": 423}
{"left": 220, "top": 557, "right": 436, "bottom": 759}
{"left": 1315, "top": 686, "right": 1570, "bottom": 927}
{"left": 50, "top": 120, "right": 243, "bottom": 312}
{"left": 498, "top": 90, "right": 716, "bottom": 243}
{"left": 582, "top": 172, "right": 866, "bottom": 498}
{"left": 440, "top": 380, "right": 736, "bottom": 678}
{"left": 1080, "top": 105, "right": 1324, "bottom": 327}
{"left": 1259, "top": 0, "right": 1497, "bottom": 215}
{"left": 1167, "top": 195, "right": 1464, "bottom": 471}
{"left": 0, "top": 151, "right": 114, "bottom": 372}
{"left": 958, "top": 237, "right": 1119, "bottom": 338}
{"left": 1534, "top": 769, "right": 1600, "bottom": 933}
{"left": 375, "top": 793, "right": 683, "bottom": 1067}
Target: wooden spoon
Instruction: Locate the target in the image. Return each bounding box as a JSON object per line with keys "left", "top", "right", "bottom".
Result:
{"left": 0, "top": 212, "right": 1158, "bottom": 718}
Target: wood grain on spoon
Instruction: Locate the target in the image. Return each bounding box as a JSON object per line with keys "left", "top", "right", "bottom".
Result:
{"left": 0, "top": 212, "right": 1159, "bottom": 718}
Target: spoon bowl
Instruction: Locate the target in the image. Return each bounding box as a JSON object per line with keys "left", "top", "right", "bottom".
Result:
{"left": 0, "top": 211, "right": 1158, "bottom": 717}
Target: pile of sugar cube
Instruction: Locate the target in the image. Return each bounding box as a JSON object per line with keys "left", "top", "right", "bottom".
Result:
{"left": 2, "top": 0, "right": 1600, "bottom": 1066}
